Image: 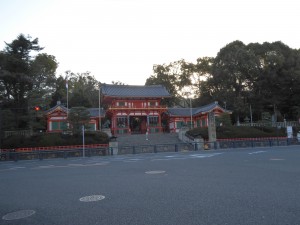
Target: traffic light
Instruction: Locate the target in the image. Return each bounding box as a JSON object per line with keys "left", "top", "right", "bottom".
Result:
{"left": 34, "top": 106, "right": 41, "bottom": 111}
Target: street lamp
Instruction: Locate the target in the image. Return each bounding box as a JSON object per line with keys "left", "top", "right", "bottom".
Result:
{"left": 184, "top": 91, "right": 193, "bottom": 129}
{"left": 98, "top": 84, "right": 101, "bottom": 131}
{"left": 189, "top": 97, "right": 193, "bottom": 129}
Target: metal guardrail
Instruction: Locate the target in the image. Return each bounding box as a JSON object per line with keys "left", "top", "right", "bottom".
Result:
{"left": 1, "top": 138, "right": 299, "bottom": 161}
{"left": 118, "top": 142, "right": 201, "bottom": 155}
{"left": 0, "top": 147, "right": 108, "bottom": 161}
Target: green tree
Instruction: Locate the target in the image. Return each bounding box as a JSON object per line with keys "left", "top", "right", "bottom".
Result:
{"left": 0, "top": 34, "right": 58, "bottom": 130}
{"left": 68, "top": 71, "right": 99, "bottom": 108}
{"left": 207, "top": 41, "right": 260, "bottom": 123}
{"left": 146, "top": 59, "right": 192, "bottom": 107}
{"left": 184, "top": 57, "right": 214, "bottom": 106}
{"left": 248, "top": 41, "right": 300, "bottom": 120}
{"left": 0, "top": 34, "right": 43, "bottom": 105}
{"left": 50, "top": 75, "right": 68, "bottom": 107}
{"left": 68, "top": 107, "right": 91, "bottom": 135}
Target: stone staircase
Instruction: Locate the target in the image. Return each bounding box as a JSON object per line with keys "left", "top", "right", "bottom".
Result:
{"left": 116, "top": 132, "right": 182, "bottom": 147}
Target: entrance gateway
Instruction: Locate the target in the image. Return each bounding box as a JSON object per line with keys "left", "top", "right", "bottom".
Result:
{"left": 46, "top": 84, "right": 230, "bottom": 134}
{"left": 130, "top": 116, "right": 147, "bottom": 134}
{"left": 115, "top": 114, "right": 161, "bottom": 135}
{"left": 101, "top": 84, "right": 170, "bottom": 135}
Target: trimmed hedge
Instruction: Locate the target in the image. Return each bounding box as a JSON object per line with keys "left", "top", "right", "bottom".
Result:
{"left": 1, "top": 131, "right": 109, "bottom": 149}
{"left": 187, "top": 126, "right": 288, "bottom": 139}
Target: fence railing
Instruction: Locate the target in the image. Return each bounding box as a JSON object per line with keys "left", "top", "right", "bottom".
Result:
{"left": 4, "top": 130, "right": 33, "bottom": 138}
{"left": 238, "top": 121, "right": 299, "bottom": 127}
{"left": 0, "top": 144, "right": 109, "bottom": 161}
{"left": 1, "top": 138, "right": 299, "bottom": 161}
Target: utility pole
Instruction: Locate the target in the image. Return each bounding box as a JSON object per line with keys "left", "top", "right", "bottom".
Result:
{"left": 99, "top": 84, "right": 101, "bottom": 131}
{"left": 82, "top": 125, "right": 85, "bottom": 158}
{"left": 190, "top": 97, "right": 193, "bottom": 129}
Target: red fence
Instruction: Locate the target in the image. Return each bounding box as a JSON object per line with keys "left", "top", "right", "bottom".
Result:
{"left": 1, "top": 144, "right": 108, "bottom": 153}
{"left": 216, "top": 137, "right": 287, "bottom": 141}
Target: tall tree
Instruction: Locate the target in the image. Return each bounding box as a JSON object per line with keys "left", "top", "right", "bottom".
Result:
{"left": 207, "top": 41, "right": 260, "bottom": 123}
{"left": 248, "top": 41, "right": 300, "bottom": 120}
{"left": 0, "top": 34, "right": 44, "bottom": 105}
{"left": 0, "top": 34, "right": 58, "bottom": 129}
{"left": 183, "top": 57, "right": 214, "bottom": 106}
{"left": 146, "top": 59, "right": 192, "bottom": 107}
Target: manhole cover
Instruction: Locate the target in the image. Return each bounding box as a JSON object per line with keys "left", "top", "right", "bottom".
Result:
{"left": 79, "top": 195, "right": 105, "bottom": 202}
{"left": 2, "top": 210, "right": 36, "bottom": 220}
{"left": 145, "top": 170, "right": 166, "bottom": 174}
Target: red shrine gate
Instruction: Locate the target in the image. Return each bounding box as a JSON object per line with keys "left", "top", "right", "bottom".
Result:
{"left": 101, "top": 84, "right": 170, "bottom": 135}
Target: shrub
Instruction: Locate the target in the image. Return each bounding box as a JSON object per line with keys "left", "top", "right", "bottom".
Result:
{"left": 187, "top": 126, "right": 287, "bottom": 139}
{"left": 1, "top": 131, "right": 109, "bottom": 149}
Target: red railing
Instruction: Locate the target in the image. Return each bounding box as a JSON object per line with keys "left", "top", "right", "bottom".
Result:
{"left": 1, "top": 144, "right": 108, "bottom": 153}
{"left": 216, "top": 137, "right": 287, "bottom": 141}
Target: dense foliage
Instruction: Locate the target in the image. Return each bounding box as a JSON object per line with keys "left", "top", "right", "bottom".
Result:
{"left": 1, "top": 132, "right": 109, "bottom": 149}
{"left": 147, "top": 41, "right": 300, "bottom": 123}
{"left": 187, "top": 126, "right": 287, "bottom": 140}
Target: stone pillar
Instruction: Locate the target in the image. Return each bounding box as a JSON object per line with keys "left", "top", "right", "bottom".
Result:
{"left": 208, "top": 111, "right": 217, "bottom": 149}
{"left": 194, "top": 137, "right": 204, "bottom": 150}
{"left": 109, "top": 141, "right": 118, "bottom": 155}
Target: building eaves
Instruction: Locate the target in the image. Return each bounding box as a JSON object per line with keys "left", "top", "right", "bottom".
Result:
{"left": 101, "top": 84, "right": 171, "bottom": 98}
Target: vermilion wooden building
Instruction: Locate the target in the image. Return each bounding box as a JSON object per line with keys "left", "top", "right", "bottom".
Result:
{"left": 45, "top": 85, "right": 230, "bottom": 134}
{"left": 45, "top": 101, "right": 105, "bottom": 132}
{"left": 101, "top": 84, "right": 171, "bottom": 135}
{"left": 166, "top": 101, "right": 230, "bottom": 133}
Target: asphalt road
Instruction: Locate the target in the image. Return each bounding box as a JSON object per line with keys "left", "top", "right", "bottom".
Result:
{"left": 1, "top": 146, "right": 300, "bottom": 225}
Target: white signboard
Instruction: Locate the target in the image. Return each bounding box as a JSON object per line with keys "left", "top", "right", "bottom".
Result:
{"left": 287, "top": 126, "right": 293, "bottom": 138}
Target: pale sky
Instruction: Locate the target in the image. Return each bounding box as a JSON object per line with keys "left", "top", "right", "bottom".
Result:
{"left": 1, "top": 0, "right": 299, "bottom": 85}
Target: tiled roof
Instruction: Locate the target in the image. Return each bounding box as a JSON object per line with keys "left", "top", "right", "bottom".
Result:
{"left": 87, "top": 108, "right": 105, "bottom": 117}
{"left": 45, "top": 103, "right": 68, "bottom": 115}
{"left": 167, "top": 108, "right": 195, "bottom": 117}
{"left": 46, "top": 103, "right": 105, "bottom": 117}
{"left": 101, "top": 84, "right": 171, "bottom": 98}
{"left": 167, "top": 102, "right": 230, "bottom": 117}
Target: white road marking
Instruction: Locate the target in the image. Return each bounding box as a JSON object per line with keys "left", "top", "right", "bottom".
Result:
{"left": 145, "top": 170, "right": 166, "bottom": 174}
{"left": 37, "top": 165, "right": 55, "bottom": 169}
{"left": 189, "top": 153, "right": 222, "bottom": 158}
{"left": 248, "top": 151, "right": 266, "bottom": 155}
{"left": 7, "top": 167, "right": 26, "bottom": 170}
{"left": 79, "top": 195, "right": 105, "bottom": 202}
{"left": 2, "top": 210, "right": 36, "bottom": 220}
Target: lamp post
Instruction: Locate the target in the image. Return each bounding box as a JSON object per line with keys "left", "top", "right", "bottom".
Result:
{"left": 98, "top": 84, "right": 101, "bottom": 131}
{"left": 82, "top": 125, "right": 85, "bottom": 157}
{"left": 250, "top": 104, "right": 253, "bottom": 126}
{"left": 183, "top": 90, "right": 193, "bottom": 129}
{"left": 189, "top": 97, "right": 193, "bottom": 129}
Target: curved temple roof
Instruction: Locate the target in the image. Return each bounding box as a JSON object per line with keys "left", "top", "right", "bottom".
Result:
{"left": 101, "top": 84, "right": 171, "bottom": 98}
{"left": 167, "top": 102, "right": 231, "bottom": 117}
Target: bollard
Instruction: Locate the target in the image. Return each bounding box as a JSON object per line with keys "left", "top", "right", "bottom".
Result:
{"left": 110, "top": 147, "right": 113, "bottom": 155}
{"left": 214, "top": 142, "right": 218, "bottom": 150}
{"left": 132, "top": 146, "right": 136, "bottom": 154}
{"left": 64, "top": 151, "right": 67, "bottom": 159}
{"left": 39, "top": 151, "right": 43, "bottom": 160}
{"left": 175, "top": 144, "right": 178, "bottom": 152}
{"left": 14, "top": 152, "right": 18, "bottom": 162}
{"left": 154, "top": 145, "right": 157, "bottom": 153}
